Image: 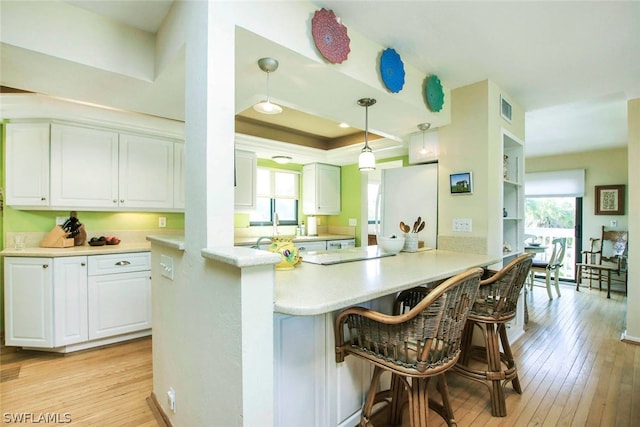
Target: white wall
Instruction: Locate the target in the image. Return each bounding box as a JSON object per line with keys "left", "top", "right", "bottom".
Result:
{"left": 625, "top": 98, "right": 639, "bottom": 341}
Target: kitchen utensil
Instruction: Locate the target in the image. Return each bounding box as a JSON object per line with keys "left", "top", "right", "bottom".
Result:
{"left": 417, "top": 221, "right": 425, "bottom": 233}
{"left": 414, "top": 216, "right": 422, "bottom": 233}
{"left": 400, "top": 222, "right": 410, "bottom": 233}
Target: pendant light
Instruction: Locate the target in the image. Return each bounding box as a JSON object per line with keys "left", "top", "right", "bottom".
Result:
{"left": 357, "top": 98, "right": 376, "bottom": 171}
{"left": 418, "top": 122, "right": 431, "bottom": 154}
{"left": 254, "top": 57, "right": 283, "bottom": 115}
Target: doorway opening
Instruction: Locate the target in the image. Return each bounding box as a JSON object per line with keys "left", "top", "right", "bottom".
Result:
{"left": 525, "top": 196, "right": 581, "bottom": 281}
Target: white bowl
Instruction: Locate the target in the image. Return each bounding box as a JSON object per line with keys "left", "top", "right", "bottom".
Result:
{"left": 377, "top": 235, "right": 405, "bottom": 254}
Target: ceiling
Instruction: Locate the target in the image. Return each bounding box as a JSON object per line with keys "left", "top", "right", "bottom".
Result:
{"left": 2, "top": 1, "right": 639, "bottom": 161}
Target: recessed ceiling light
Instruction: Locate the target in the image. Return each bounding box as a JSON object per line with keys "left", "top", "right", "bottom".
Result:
{"left": 338, "top": 122, "right": 350, "bottom": 128}
{"left": 272, "top": 155, "right": 292, "bottom": 164}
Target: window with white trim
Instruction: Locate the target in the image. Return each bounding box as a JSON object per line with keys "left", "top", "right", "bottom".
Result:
{"left": 250, "top": 168, "right": 300, "bottom": 226}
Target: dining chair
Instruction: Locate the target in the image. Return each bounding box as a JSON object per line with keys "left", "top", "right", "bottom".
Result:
{"left": 453, "top": 253, "right": 533, "bottom": 417}
{"left": 334, "top": 267, "right": 483, "bottom": 427}
{"left": 576, "top": 226, "right": 628, "bottom": 298}
{"left": 528, "top": 237, "right": 566, "bottom": 299}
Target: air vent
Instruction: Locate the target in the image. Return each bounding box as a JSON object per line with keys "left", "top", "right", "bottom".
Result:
{"left": 501, "top": 95, "right": 512, "bottom": 123}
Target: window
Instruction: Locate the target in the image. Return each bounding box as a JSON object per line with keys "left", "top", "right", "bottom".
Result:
{"left": 250, "top": 168, "right": 299, "bottom": 226}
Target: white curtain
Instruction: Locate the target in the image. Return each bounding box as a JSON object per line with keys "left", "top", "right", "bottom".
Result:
{"left": 525, "top": 169, "right": 585, "bottom": 197}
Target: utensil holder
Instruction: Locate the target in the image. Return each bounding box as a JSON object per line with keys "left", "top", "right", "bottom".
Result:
{"left": 403, "top": 233, "right": 419, "bottom": 252}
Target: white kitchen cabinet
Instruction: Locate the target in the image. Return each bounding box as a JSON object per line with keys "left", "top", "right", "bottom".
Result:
{"left": 234, "top": 149, "right": 257, "bottom": 211}
{"left": 4, "top": 252, "right": 151, "bottom": 352}
{"left": 303, "top": 163, "right": 341, "bottom": 215}
{"left": 274, "top": 310, "right": 372, "bottom": 427}
{"left": 49, "top": 123, "right": 178, "bottom": 210}
{"left": 53, "top": 256, "right": 88, "bottom": 346}
{"left": 4, "top": 122, "right": 51, "bottom": 207}
{"left": 50, "top": 123, "right": 120, "bottom": 208}
{"left": 87, "top": 252, "right": 152, "bottom": 340}
{"left": 119, "top": 133, "right": 174, "bottom": 209}
{"left": 4, "top": 257, "right": 53, "bottom": 348}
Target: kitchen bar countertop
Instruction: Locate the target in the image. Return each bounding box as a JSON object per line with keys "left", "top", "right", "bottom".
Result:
{"left": 0, "top": 242, "right": 151, "bottom": 257}
{"left": 273, "top": 249, "right": 500, "bottom": 316}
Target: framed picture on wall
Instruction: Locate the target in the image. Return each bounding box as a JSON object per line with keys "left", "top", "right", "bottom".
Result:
{"left": 595, "top": 184, "right": 625, "bottom": 215}
{"left": 450, "top": 172, "right": 473, "bottom": 195}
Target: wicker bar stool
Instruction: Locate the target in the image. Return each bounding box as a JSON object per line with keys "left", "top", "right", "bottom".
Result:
{"left": 453, "top": 253, "right": 533, "bottom": 417}
{"left": 335, "top": 268, "right": 483, "bottom": 427}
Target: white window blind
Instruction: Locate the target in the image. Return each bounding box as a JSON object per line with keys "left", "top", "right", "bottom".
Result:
{"left": 525, "top": 169, "right": 585, "bottom": 197}
{"left": 256, "top": 168, "right": 299, "bottom": 199}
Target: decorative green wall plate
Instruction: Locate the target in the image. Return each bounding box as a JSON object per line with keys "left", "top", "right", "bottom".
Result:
{"left": 425, "top": 75, "right": 444, "bottom": 112}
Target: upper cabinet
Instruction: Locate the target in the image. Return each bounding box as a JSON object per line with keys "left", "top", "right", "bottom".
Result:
{"left": 5, "top": 123, "right": 51, "bottom": 207}
{"left": 234, "top": 149, "right": 257, "bottom": 212}
{"left": 5, "top": 121, "right": 184, "bottom": 212}
{"left": 501, "top": 129, "right": 525, "bottom": 260}
{"left": 302, "top": 163, "right": 341, "bottom": 215}
{"left": 50, "top": 123, "right": 120, "bottom": 208}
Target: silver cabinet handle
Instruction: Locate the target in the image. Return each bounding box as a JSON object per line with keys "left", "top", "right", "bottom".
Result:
{"left": 43, "top": 264, "right": 49, "bottom": 269}
{"left": 113, "top": 199, "right": 118, "bottom": 203}
{"left": 115, "top": 260, "right": 131, "bottom": 266}
{"left": 120, "top": 199, "right": 124, "bottom": 203}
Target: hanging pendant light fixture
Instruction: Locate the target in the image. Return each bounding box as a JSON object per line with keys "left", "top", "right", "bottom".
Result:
{"left": 254, "top": 57, "right": 283, "bottom": 115}
{"left": 357, "top": 98, "right": 376, "bottom": 171}
{"left": 418, "top": 122, "right": 431, "bottom": 154}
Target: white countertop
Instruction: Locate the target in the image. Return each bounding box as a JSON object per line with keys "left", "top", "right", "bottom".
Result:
{"left": 0, "top": 242, "right": 151, "bottom": 257}
{"left": 274, "top": 249, "right": 500, "bottom": 316}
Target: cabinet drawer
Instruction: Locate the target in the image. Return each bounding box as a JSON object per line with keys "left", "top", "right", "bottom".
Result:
{"left": 88, "top": 252, "right": 150, "bottom": 276}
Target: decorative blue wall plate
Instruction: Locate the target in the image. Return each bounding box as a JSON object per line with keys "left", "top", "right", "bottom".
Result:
{"left": 380, "top": 48, "right": 405, "bottom": 93}
{"left": 425, "top": 75, "right": 444, "bottom": 112}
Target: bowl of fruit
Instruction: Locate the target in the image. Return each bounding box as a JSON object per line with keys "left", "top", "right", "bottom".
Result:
{"left": 88, "top": 236, "right": 106, "bottom": 246}
{"left": 105, "top": 236, "right": 121, "bottom": 245}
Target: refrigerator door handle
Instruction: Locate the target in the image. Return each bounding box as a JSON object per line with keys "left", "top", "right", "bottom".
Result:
{"left": 375, "top": 183, "right": 383, "bottom": 237}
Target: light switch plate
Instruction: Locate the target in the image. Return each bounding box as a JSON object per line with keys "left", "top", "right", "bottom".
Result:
{"left": 348, "top": 218, "right": 357, "bottom": 226}
{"left": 160, "top": 254, "right": 174, "bottom": 280}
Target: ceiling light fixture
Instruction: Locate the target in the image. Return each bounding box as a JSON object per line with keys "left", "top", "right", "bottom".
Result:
{"left": 339, "top": 122, "right": 350, "bottom": 128}
{"left": 357, "top": 98, "right": 376, "bottom": 171}
{"left": 418, "top": 122, "right": 431, "bottom": 154}
{"left": 271, "top": 155, "right": 292, "bottom": 164}
{"left": 253, "top": 57, "right": 283, "bottom": 115}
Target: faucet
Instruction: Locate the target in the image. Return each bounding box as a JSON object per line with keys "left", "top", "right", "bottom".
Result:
{"left": 256, "top": 236, "right": 271, "bottom": 250}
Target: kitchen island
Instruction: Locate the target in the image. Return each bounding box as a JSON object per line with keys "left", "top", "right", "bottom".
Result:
{"left": 197, "top": 245, "right": 501, "bottom": 426}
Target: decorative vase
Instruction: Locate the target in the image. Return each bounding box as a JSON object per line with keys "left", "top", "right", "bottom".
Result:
{"left": 268, "top": 236, "right": 300, "bottom": 270}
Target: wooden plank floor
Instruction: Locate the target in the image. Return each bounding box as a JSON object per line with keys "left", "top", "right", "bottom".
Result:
{"left": 1, "top": 282, "right": 638, "bottom": 426}
{"left": 1, "top": 337, "right": 157, "bottom": 426}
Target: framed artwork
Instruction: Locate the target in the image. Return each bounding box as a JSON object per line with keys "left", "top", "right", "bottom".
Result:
{"left": 595, "top": 185, "right": 625, "bottom": 215}
{"left": 450, "top": 172, "right": 473, "bottom": 195}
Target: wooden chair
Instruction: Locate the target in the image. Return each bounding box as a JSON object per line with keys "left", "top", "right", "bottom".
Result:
{"left": 335, "top": 268, "right": 483, "bottom": 427}
{"left": 576, "top": 226, "right": 628, "bottom": 298}
{"left": 453, "top": 253, "right": 533, "bottom": 417}
{"left": 528, "top": 237, "right": 566, "bottom": 299}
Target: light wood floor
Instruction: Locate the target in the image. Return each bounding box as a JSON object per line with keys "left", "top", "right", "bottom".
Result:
{"left": 1, "top": 281, "right": 638, "bottom": 426}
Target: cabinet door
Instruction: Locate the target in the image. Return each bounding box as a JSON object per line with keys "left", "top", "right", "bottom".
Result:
{"left": 5, "top": 123, "right": 50, "bottom": 207}
{"left": 234, "top": 150, "right": 257, "bottom": 211}
{"left": 174, "top": 142, "right": 185, "bottom": 209}
{"left": 303, "top": 163, "right": 341, "bottom": 215}
{"left": 88, "top": 271, "right": 152, "bottom": 340}
{"left": 50, "top": 123, "right": 119, "bottom": 208}
{"left": 4, "top": 257, "right": 53, "bottom": 347}
{"left": 53, "top": 256, "right": 88, "bottom": 346}
{"left": 119, "top": 134, "right": 174, "bottom": 209}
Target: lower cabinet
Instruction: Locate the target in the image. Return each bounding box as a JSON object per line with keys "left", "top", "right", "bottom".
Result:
{"left": 4, "top": 252, "right": 151, "bottom": 351}
{"left": 274, "top": 310, "right": 373, "bottom": 427}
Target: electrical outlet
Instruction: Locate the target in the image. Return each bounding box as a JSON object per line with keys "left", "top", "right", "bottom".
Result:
{"left": 167, "top": 387, "right": 176, "bottom": 413}
{"left": 160, "top": 255, "right": 174, "bottom": 280}
{"left": 349, "top": 218, "right": 357, "bottom": 226}
{"left": 610, "top": 220, "right": 617, "bottom": 227}
{"left": 453, "top": 218, "right": 472, "bottom": 232}
{"left": 158, "top": 217, "right": 167, "bottom": 228}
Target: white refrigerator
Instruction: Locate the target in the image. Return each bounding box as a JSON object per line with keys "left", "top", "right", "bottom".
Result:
{"left": 377, "top": 163, "right": 438, "bottom": 249}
